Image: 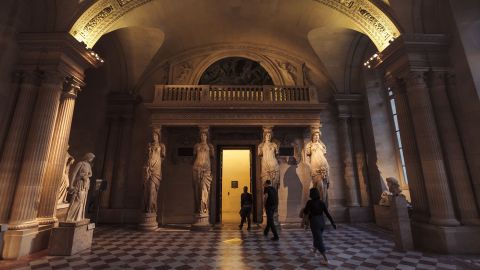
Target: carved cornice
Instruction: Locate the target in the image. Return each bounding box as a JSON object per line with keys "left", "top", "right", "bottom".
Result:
{"left": 17, "top": 33, "right": 103, "bottom": 82}
{"left": 374, "top": 34, "right": 450, "bottom": 76}
{"left": 69, "top": 0, "right": 400, "bottom": 51}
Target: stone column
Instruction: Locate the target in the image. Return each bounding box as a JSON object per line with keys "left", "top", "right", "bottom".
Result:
{"left": 1, "top": 32, "right": 102, "bottom": 259}
{"left": 0, "top": 71, "right": 39, "bottom": 224}
{"left": 351, "top": 118, "right": 370, "bottom": 207}
{"left": 338, "top": 117, "right": 361, "bottom": 207}
{"left": 404, "top": 71, "right": 459, "bottom": 226}
{"left": 3, "top": 71, "right": 64, "bottom": 259}
{"left": 36, "top": 78, "right": 82, "bottom": 226}
{"left": 429, "top": 71, "right": 480, "bottom": 225}
{"left": 388, "top": 78, "right": 430, "bottom": 222}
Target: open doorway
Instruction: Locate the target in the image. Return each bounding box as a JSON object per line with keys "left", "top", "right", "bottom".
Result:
{"left": 217, "top": 147, "right": 255, "bottom": 224}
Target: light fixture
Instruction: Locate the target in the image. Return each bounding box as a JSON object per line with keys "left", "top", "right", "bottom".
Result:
{"left": 87, "top": 48, "right": 105, "bottom": 63}
{"left": 363, "top": 52, "right": 382, "bottom": 69}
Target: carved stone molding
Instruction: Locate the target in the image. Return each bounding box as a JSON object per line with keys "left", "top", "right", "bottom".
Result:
{"left": 312, "top": 0, "right": 400, "bottom": 51}
{"left": 17, "top": 33, "right": 103, "bottom": 82}
{"left": 69, "top": 0, "right": 400, "bottom": 50}
{"left": 375, "top": 34, "right": 450, "bottom": 76}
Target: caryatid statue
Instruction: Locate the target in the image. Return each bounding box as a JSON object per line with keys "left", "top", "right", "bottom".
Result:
{"left": 305, "top": 126, "right": 329, "bottom": 202}
{"left": 57, "top": 151, "right": 75, "bottom": 205}
{"left": 258, "top": 127, "right": 280, "bottom": 188}
{"left": 192, "top": 127, "right": 214, "bottom": 216}
{"left": 66, "top": 153, "right": 95, "bottom": 222}
{"left": 143, "top": 127, "right": 166, "bottom": 213}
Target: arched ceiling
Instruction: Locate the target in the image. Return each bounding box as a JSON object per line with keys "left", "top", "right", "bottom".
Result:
{"left": 69, "top": 0, "right": 401, "bottom": 51}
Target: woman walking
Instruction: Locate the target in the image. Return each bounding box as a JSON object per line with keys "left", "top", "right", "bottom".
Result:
{"left": 303, "top": 188, "right": 336, "bottom": 265}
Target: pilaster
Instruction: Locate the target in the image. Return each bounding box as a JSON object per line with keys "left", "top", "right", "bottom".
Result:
{"left": 0, "top": 71, "right": 40, "bottom": 224}
{"left": 404, "top": 71, "right": 459, "bottom": 227}
{"left": 386, "top": 77, "right": 429, "bottom": 222}
{"left": 428, "top": 71, "right": 480, "bottom": 225}
{"left": 335, "top": 95, "right": 361, "bottom": 209}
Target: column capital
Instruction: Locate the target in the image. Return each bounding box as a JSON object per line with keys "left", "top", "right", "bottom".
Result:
{"left": 425, "top": 70, "right": 449, "bottom": 89}
{"left": 405, "top": 71, "right": 428, "bottom": 89}
{"left": 62, "top": 76, "right": 84, "bottom": 99}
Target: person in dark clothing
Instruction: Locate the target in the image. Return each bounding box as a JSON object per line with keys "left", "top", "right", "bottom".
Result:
{"left": 263, "top": 180, "right": 279, "bottom": 240}
{"left": 239, "top": 186, "right": 253, "bottom": 230}
{"left": 303, "top": 187, "right": 336, "bottom": 265}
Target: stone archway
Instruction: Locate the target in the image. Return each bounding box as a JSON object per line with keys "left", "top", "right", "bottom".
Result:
{"left": 69, "top": 0, "right": 401, "bottom": 51}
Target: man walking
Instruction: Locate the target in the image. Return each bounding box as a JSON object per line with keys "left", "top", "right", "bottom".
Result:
{"left": 263, "top": 180, "right": 279, "bottom": 240}
{"left": 239, "top": 186, "right": 253, "bottom": 230}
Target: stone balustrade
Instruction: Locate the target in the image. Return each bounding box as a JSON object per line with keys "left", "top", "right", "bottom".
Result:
{"left": 153, "top": 85, "right": 316, "bottom": 105}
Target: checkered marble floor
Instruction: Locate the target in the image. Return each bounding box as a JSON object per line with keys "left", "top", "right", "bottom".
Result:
{"left": 2, "top": 224, "right": 479, "bottom": 270}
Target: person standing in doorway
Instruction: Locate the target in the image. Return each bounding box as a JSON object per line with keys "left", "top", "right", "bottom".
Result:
{"left": 263, "top": 180, "right": 279, "bottom": 240}
{"left": 303, "top": 187, "right": 336, "bottom": 265}
{"left": 239, "top": 186, "right": 253, "bottom": 230}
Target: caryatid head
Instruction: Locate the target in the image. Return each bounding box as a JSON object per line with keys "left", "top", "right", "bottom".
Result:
{"left": 152, "top": 127, "right": 161, "bottom": 143}
{"left": 263, "top": 127, "right": 273, "bottom": 142}
{"left": 199, "top": 127, "right": 209, "bottom": 143}
{"left": 310, "top": 126, "right": 321, "bottom": 143}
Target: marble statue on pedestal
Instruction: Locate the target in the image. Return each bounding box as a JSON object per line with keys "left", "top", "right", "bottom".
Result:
{"left": 65, "top": 153, "right": 95, "bottom": 222}
{"left": 192, "top": 127, "right": 214, "bottom": 216}
{"left": 57, "top": 152, "right": 75, "bottom": 205}
{"left": 258, "top": 127, "right": 280, "bottom": 189}
{"left": 143, "top": 127, "right": 166, "bottom": 213}
{"left": 305, "top": 127, "right": 329, "bottom": 202}
{"left": 379, "top": 177, "right": 404, "bottom": 206}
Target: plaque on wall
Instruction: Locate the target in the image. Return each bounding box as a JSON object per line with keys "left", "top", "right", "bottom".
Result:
{"left": 231, "top": 181, "right": 238, "bottom": 189}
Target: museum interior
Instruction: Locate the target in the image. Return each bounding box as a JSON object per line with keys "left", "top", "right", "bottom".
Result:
{"left": 0, "top": 0, "right": 479, "bottom": 268}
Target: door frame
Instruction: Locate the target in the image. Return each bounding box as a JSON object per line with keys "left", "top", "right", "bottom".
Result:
{"left": 216, "top": 145, "right": 257, "bottom": 224}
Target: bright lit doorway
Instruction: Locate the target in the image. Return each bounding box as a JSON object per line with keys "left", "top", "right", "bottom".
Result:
{"left": 220, "top": 149, "right": 252, "bottom": 223}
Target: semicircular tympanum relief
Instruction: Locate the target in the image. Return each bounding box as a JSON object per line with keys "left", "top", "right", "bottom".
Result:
{"left": 199, "top": 57, "right": 274, "bottom": 86}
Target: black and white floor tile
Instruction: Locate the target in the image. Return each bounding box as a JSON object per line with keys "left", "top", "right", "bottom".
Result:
{"left": 2, "top": 224, "right": 479, "bottom": 270}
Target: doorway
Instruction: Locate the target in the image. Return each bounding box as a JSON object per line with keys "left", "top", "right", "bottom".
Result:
{"left": 217, "top": 147, "right": 255, "bottom": 224}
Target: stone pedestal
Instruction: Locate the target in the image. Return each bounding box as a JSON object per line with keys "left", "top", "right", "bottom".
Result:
{"left": 191, "top": 213, "right": 211, "bottom": 231}
{"left": 138, "top": 213, "right": 158, "bottom": 231}
{"left": 391, "top": 196, "right": 413, "bottom": 251}
{"left": 374, "top": 205, "right": 393, "bottom": 230}
{"left": 412, "top": 222, "right": 480, "bottom": 254}
{"left": 48, "top": 219, "right": 94, "bottom": 256}
{"left": 2, "top": 227, "right": 39, "bottom": 259}
{"left": 347, "top": 206, "right": 373, "bottom": 223}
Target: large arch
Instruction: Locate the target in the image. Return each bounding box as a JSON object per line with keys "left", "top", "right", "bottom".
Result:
{"left": 69, "top": 0, "right": 401, "bottom": 51}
